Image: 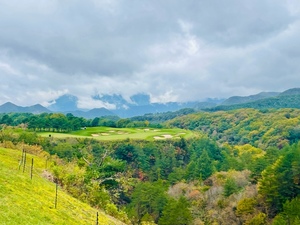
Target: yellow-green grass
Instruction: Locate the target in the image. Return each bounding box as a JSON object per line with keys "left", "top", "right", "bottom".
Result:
{"left": 0, "top": 147, "right": 125, "bottom": 225}
{"left": 39, "top": 127, "right": 196, "bottom": 141}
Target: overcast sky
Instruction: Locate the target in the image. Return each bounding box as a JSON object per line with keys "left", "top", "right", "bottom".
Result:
{"left": 0, "top": 0, "right": 300, "bottom": 108}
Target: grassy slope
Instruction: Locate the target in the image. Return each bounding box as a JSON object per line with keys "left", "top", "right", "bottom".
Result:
{"left": 39, "top": 127, "right": 195, "bottom": 141}
{"left": 0, "top": 147, "right": 124, "bottom": 225}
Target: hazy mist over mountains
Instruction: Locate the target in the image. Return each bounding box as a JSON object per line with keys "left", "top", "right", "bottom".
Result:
{"left": 1, "top": 88, "right": 300, "bottom": 118}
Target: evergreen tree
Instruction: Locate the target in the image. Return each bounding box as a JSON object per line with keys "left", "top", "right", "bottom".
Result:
{"left": 259, "top": 143, "right": 300, "bottom": 216}
{"left": 273, "top": 197, "right": 300, "bottom": 225}
{"left": 158, "top": 196, "right": 192, "bottom": 225}
{"left": 223, "top": 177, "right": 239, "bottom": 197}
{"left": 128, "top": 181, "right": 168, "bottom": 223}
{"left": 197, "top": 149, "right": 214, "bottom": 180}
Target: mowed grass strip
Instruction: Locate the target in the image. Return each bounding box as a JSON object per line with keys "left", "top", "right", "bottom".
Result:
{"left": 0, "top": 147, "right": 124, "bottom": 225}
{"left": 39, "top": 127, "right": 195, "bottom": 141}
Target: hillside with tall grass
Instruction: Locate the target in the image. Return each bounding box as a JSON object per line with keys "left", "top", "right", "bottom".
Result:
{"left": 0, "top": 147, "right": 124, "bottom": 225}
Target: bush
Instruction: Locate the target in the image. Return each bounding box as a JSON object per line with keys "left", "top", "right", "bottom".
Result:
{"left": 245, "top": 213, "right": 266, "bottom": 225}
{"left": 236, "top": 198, "right": 257, "bottom": 216}
{"left": 223, "top": 177, "right": 239, "bottom": 197}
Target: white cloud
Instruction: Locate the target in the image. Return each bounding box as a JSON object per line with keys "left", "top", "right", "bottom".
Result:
{"left": 0, "top": 0, "right": 299, "bottom": 106}
{"left": 77, "top": 96, "right": 116, "bottom": 109}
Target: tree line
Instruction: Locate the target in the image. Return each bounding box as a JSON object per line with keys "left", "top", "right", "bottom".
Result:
{"left": 0, "top": 113, "right": 160, "bottom": 132}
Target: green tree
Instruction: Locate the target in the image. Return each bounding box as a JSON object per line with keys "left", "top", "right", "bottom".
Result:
{"left": 186, "top": 149, "right": 214, "bottom": 181}
{"left": 223, "top": 177, "right": 239, "bottom": 197}
{"left": 114, "top": 143, "right": 138, "bottom": 163}
{"left": 272, "top": 197, "right": 300, "bottom": 225}
{"left": 197, "top": 149, "right": 214, "bottom": 180}
{"left": 91, "top": 117, "right": 100, "bottom": 127}
{"left": 158, "top": 196, "right": 192, "bottom": 225}
{"left": 245, "top": 213, "right": 266, "bottom": 225}
{"left": 128, "top": 181, "right": 168, "bottom": 223}
{"left": 186, "top": 161, "right": 197, "bottom": 181}
{"left": 259, "top": 143, "right": 300, "bottom": 216}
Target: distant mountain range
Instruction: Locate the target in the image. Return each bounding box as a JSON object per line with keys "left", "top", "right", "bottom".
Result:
{"left": 0, "top": 102, "right": 51, "bottom": 114}
{"left": 92, "top": 93, "right": 202, "bottom": 117}
{"left": 207, "top": 88, "right": 300, "bottom": 112}
{"left": 220, "top": 92, "right": 280, "bottom": 105}
{"left": 0, "top": 88, "right": 300, "bottom": 118}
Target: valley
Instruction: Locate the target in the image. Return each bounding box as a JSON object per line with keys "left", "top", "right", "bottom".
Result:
{"left": 1, "top": 91, "right": 300, "bottom": 224}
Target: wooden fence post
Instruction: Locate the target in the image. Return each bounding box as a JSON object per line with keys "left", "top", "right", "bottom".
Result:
{"left": 19, "top": 149, "right": 25, "bottom": 170}
{"left": 55, "top": 182, "right": 58, "bottom": 209}
{"left": 30, "top": 158, "right": 34, "bottom": 180}
{"left": 22, "top": 151, "right": 27, "bottom": 173}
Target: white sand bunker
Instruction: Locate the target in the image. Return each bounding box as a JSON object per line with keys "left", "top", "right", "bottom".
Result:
{"left": 154, "top": 136, "right": 164, "bottom": 140}
{"left": 91, "top": 134, "right": 99, "bottom": 137}
{"left": 101, "top": 133, "right": 110, "bottom": 136}
{"left": 144, "top": 129, "right": 150, "bottom": 131}
{"left": 109, "top": 130, "right": 115, "bottom": 133}
{"left": 153, "top": 134, "right": 173, "bottom": 140}
{"left": 162, "top": 134, "right": 173, "bottom": 138}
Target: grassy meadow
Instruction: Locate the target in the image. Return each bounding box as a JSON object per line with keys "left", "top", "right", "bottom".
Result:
{"left": 0, "top": 147, "right": 124, "bottom": 225}
{"left": 39, "top": 127, "right": 195, "bottom": 141}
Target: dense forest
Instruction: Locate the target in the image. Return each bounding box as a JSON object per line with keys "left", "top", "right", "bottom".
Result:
{"left": 1, "top": 108, "right": 300, "bottom": 224}
{"left": 167, "top": 108, "right": 300, "bottom": 149}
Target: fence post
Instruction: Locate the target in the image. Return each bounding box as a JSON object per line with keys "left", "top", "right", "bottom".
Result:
{"left": 22, "top": 151, "right": 27, "bottom": 173}
{"left": 55, "top": 182, "right": 58, "bottom": 209}
{"left": 19, "top": 149, "right": 25, "bottom": 170}
{"left": 30, "top": 158, "right": 34, "bottom": 180}
{"left": 96, "top": 212, "right": 99, "bottom": 225}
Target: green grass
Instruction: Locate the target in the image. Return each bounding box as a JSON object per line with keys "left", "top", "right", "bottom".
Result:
{"left": 0, "top": 147, "right": 125, "bottom": 225}
{"left": 39, "top": 127, "right": 196, "bottom": 141}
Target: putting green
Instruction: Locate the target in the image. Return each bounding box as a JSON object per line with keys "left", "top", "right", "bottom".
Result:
{"left": 38, "top": 127, "right": 195, "bottom": 141}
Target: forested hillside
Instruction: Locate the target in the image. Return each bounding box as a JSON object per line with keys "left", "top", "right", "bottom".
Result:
{"left": 220, "top": 91, "right": 279, "bottom": 105}
{"left": 1, "top": 108, "right": 300, "bottom": 224}
{"left": 207, "top": 94, "right": 300, "bottom": 111}
{"left": 167, "top": 108, "right": 300, "bottom": 149}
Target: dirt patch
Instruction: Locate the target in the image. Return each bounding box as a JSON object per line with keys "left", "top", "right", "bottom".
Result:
{"left": 101, "top": 133, "right": 110, "bottom": 136}
{"left": 91, "top": 134, "right": 99, "bottom": 137}
{"left": 42, "top": 170, "right": 54, "bottom": 182}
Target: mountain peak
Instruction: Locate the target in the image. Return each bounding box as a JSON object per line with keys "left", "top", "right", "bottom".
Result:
{"left": 221, "top": 92, "right": 280, "bottom": 105}
{"left": 279, "top": 88, "right": 300, "bottom": 96}
{"left": 2, "top": 102, "right": 18, "bottom": 107}
{"left": 48, "top": 94, "right": 78, "bottom": 112}
{"left": 130, "top": 93, "right": 150, "bottom": 106}
{"left": 0, "top": 102, "right": 50, "bottom": 114}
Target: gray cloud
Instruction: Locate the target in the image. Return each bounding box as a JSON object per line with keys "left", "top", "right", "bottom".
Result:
{"left": 0, "top": 0, "right": 300, "bottom": 106}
